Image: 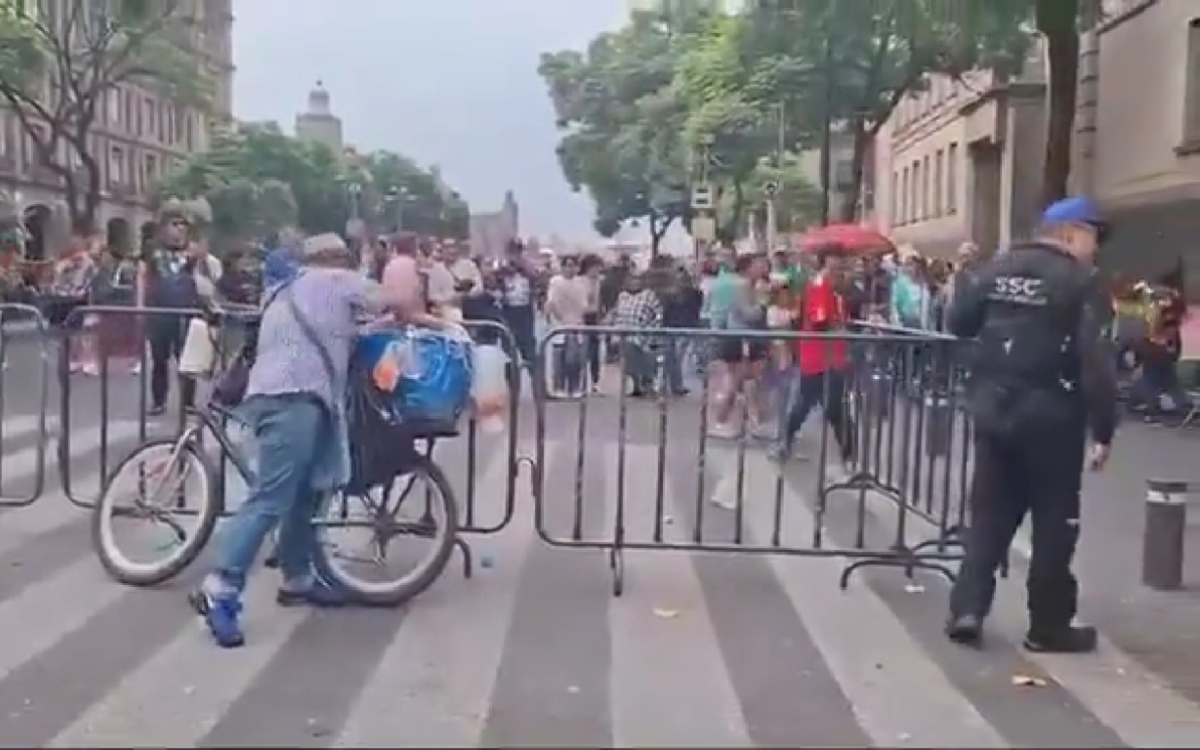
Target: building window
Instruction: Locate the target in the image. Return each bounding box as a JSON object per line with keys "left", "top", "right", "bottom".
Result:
{"left": 901, "top": 166, "right": 909, "bottom": 223}
{"left": 933, "top": 149, "right": 944, "bottom": 216}
{"left": 107, "top": 89, "right": 120, "bottom": 127}
{"left": 912, "top": 160, "right": 922, "bottom": 220}
{"left": 123, "top": 89, "right": 133, "bottom": 133}
{"left": 1185, "top": 20, "right": 1200, "bottom": 144}
{"left": 921, "top": 155, "right": 931, "bottom": 219}
{"left": 127, "top": 148, "right": 138, "bottom": 190}
{"left": 110, "top": 146, "right": 124, "bottom": 185}
{"left": 144, "top": 97, "right": 156, "bottom": 140}
{"left": 890, "top": 171, "right": 899, "bottom": 224}
{"left": 947, "top": 143, "right": 958, "bottom": 214}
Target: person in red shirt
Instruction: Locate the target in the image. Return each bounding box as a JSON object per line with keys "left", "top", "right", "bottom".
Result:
{"left": 772, "top": 245, "right": 856, "bottom": 465}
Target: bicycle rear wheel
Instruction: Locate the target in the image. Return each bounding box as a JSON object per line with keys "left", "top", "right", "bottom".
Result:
{"left": 92, "top": 438, "right": 220, "bottom": 586}
{"left": 313, "top": 457, "right": 459, "bottom": 606}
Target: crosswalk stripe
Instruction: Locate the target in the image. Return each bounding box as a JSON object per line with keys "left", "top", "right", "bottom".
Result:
{"left": 47, "top": 575, "right": 307, "bottom": 748}
{"left": 333, "top": 439, "right": 543, "bottom": 748}
{"left": 737, "top": 449, "right": 1006, "bottom": 748}
{"left": 1, "top": 414, "right": 1199, "bottom": 746}
{"left": 0, "top": 414, "right": 48, "bottom": 445}
{"left": 847, "top": 448, "right": 1200, "bottom": 746}
{"left": 607, "top": 443, "right": 752, "bottom": 748}
{"left": 0, "top": 558, "right": 126, "bottom": 684}
{"left": 0, "top": 421, "right": 146, "bottom": 558}
{"left": 0, "top": 414, "right": 52, "bottom": 492}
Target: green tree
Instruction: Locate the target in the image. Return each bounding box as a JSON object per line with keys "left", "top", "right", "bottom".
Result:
{"left": 539, "top": 9, "right": 708, "bottom": 252}
{"left": 365, "top": 152, "right": 470, "bottom": 238}
{"left": 158, "top": 125, "right": 471, "bottom": 244}
{"left": 743, "top": 0, "right": 1030, "bottom": 221}
{"left": 156, "top": 123, "right": 350, "bottom": 242}
{"left": 676, "top": 13, "right": 812, "bottom": 238}
{"left": 0, "top": 0, "right": 212, "bottom": 233}
{"left": 747, "top": 156, "right": 822, "bottom": 235}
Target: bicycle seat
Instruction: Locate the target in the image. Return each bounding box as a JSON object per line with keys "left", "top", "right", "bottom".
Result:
{"left": 403, "top": 417, "right": 460, "bottom": 439}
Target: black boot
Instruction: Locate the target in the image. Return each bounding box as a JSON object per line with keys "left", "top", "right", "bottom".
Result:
{"left": 1024, "top": 624, "right": 1097, "bottom": 653}
{"left": 944, "top": 613, "right": 984, "bottom": 648}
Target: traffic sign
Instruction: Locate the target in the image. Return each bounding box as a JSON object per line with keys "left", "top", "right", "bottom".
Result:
{"left": 690, "top": 214, "right": 716, "bottom": 241}
{"left": 764, "top": 180, "right": 778, "bottom": 197}
{"left": 691, "top": 184, "right": 713, "bottom": 210}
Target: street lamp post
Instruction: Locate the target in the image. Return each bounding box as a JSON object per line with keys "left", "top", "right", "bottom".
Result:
{"left": 384, "top": 186, "right": 408, "bottom": 234}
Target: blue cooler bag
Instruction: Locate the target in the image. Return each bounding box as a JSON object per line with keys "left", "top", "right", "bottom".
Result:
{"left": 355, "top": 327, "right": 474, "bottom": 424}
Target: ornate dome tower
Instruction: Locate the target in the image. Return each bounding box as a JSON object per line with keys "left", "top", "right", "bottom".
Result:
{"left": 295, "top": 80, "right": 344, "bottom": 152}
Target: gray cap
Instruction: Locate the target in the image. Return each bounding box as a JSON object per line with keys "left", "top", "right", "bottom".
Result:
{"left": 302, "top": 232, "right": 347, "bottom": 258}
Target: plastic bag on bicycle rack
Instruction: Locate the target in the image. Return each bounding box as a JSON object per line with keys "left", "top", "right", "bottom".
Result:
{"left": 356, "top": 326, "right": 474, "bottom": 424}
{"left": 344, "top": 367, "right": 423, "bottom": 496}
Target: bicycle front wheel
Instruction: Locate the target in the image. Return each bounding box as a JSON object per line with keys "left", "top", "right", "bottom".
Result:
{"left": 313, "top": 458, "right": 459, "bottom": 607}
{"left": 91, "top": 438, "right": 220, "bottom": 586}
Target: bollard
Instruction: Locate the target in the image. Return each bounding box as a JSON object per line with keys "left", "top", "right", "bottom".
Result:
{"left": 924, "top": 394, "right": 952, "bottom": 458}
{"left": 1142, "top": 479, "right": 1190, "bottom": 591}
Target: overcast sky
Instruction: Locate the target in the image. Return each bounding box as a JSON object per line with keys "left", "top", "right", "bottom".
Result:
{"left": 231, "top": 0, "right": 626, "bottom": 241}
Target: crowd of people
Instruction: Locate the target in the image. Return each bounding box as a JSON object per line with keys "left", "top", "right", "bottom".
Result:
{"left": 0, "top": 190, "right": 1185, "bottom": 659}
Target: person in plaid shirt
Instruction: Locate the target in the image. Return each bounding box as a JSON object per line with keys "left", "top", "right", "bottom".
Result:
{"left": 609, "top": 271, "right": 663, "bottom": 396}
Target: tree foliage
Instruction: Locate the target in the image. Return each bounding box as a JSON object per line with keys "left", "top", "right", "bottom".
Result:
{"left": 0, "top": 0, "right": 213, "bottom": 233}
{"left": 542, "top": 0, "right": 1050, "bottom": 238}
{"left": 156, "top": 123, "right": 470, "bottom": 246}
{"left": 363, "top": 152, "right": 470, "bottom": 238}
{"left": 538, "top": 9, "right": 715, "bottom": 251}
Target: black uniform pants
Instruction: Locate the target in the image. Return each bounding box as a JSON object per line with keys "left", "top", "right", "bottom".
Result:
{"left": 949, "top": 423, "right": 1085, "bottom": 634}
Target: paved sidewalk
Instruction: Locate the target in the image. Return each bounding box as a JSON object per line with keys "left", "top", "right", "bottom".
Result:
{"left": 1064, "top": 421, "right": 1200, "bottom": 703}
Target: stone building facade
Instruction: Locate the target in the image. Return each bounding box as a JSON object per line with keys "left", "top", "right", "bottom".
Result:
{"left": 0, "top": 0, "right": 235, "bottom": 257}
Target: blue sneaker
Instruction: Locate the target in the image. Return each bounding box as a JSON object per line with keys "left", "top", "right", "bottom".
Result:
{"left": 189, "top": 587, "right": 245, "bottom": 648}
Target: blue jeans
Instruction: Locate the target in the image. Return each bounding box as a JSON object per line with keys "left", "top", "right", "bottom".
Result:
{"left": 660, "top": 339, "right": 685, "bottom": 393}
{"left": 621, "top": 341, "right": 655, "bottom": 392}
{"left": 214, "top": 393, "right": 329, "bottom": 591}
{"left": 779, "top": 369, "right": 855, "bottom": 462}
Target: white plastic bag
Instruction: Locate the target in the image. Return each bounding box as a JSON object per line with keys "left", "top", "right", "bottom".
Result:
{"left": 178, "top": 317, "right": 217, "bottom": 377}
{"left": 472, "top": 343, "right": 509, "bottom": 433}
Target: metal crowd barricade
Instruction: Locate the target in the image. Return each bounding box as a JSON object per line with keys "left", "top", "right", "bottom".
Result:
{"left": 51, "top": 307, "right": 534, "bottom": 570}
{"left": 835, "top": 321, "right": 975, "bottom": 585}
{"left": 436, "top": 318, "right": 532, "bottom": 535}
{"left": 388, "top": 318, "right": 534, "bottom": 579}
{"left": 58, "top": 305, "right": 219, "bottom": 509}
{"left": 533, "top": 324, "right": 977, "bottom": 596}
{"left": 0, "top": 302, "right": 51, "bottom": 506}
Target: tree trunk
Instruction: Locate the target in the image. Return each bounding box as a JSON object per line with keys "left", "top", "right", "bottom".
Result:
{"left": 650, "top": 214, "right": 672, "bottom": 255}
{"left": 82, "top": 160, "right": 102, "bottom": 236}
{"left": 837, "top": 116, "right": 869, "bottom": 223}
{"left": 1038, "top": 0, "right": 1081, "bottom": 207}
{"left": 719, "top": 179, "right": 745, "bottom": 241}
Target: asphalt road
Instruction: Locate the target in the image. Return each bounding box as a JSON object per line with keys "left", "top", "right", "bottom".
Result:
{"left": 0, "top": 337, "right": 1196, "bottom": 745}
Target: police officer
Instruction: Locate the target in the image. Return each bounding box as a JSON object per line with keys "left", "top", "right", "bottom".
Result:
{"left": 944, "top": 196, "right": 1117, "bottom": 653}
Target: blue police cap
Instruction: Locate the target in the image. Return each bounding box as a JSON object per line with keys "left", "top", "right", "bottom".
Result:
{"left": 1040, "top": 196, "right": 1104, "bottom": 227}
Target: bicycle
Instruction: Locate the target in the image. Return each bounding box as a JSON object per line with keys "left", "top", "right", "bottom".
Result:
{"left": 91, "top": 314, "right": 463, "bottom": 607}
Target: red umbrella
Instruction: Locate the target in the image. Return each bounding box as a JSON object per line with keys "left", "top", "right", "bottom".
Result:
{"left": 799, "top": 224, "right": 894, "bottom": 255}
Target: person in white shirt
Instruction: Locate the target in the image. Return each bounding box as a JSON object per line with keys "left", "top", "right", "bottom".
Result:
{"left": 424, "top": 240, "right": 483, "bottom": 321}
{"left": 545, "top": 256, "right": 591, "bottom": 397}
